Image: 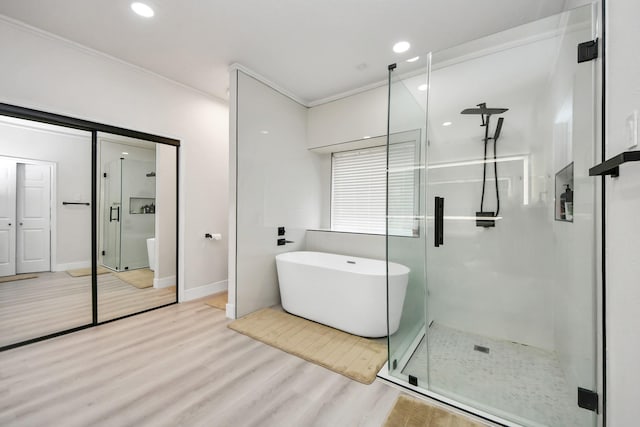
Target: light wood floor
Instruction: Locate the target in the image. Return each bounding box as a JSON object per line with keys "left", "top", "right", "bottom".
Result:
{"left": 0, "top": 271, "right": 175, "bottom": 348}
{"left": 0, "top": 300, "right": 403, "bottom": 427}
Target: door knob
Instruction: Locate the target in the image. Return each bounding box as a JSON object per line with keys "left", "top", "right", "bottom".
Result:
{"left": 19, "top": 222, "right": 23, "bottom": 226}
{"left": 7, "top": 223, "right": 10, "bottom": 226}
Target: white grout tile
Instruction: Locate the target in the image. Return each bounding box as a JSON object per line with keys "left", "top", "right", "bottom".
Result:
{"left": 402, "top": 323, "right": 593, "bottom": 427}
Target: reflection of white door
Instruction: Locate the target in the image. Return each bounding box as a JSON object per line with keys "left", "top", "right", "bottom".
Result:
{"left": 0, "top": 159, "right": 17, "bottom": 277}
{"left": 16, "top": 163, "right": 51, "bottom": 274}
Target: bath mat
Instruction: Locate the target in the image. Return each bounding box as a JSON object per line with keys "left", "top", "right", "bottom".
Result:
{"left": 228, "top": 308, "right": 387, "bottom": 384}
{"left": 0, "top": 274, "right": 38, "bottom": 284}
{"left": 114, "top": 268, "right": 154, "bottom": 289}
{"left": 205, "top": 291, "right": 227, "bottom": 310}
{"left": 383, "top": 395, "right": 485, "bottom": 427}
{"left": 66, "top": 266, "right": 111, "bottom": 277}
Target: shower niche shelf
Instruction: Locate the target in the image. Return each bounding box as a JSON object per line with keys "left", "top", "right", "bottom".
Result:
{"left": 130, "top": 197, "right": 155, "bottom": 214}
{"left": 555, "top": 162, "right": 573, "bottom": 222}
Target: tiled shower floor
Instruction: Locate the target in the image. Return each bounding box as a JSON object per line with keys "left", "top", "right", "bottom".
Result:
{"left": 402, "top": 323, "right": 593, "bottom": 427}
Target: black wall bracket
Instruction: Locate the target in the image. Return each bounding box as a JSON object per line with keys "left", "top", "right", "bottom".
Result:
{"left": 578, "top": 39, "right": 599, "bottom": 63}
{"left": 589, "top": 150, "right": 640, "bottom": 177}
{"left": 578, "top": 387, "right": 599, "bottom": 413}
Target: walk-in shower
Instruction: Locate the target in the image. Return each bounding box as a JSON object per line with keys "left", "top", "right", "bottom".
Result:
{"left": 384, "top": 5, "right": 599, "bottom": 427}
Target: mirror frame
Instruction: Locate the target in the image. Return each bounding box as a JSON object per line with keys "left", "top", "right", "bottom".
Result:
{"left": 0, "top": 102, "right": 180, "bottom": 351}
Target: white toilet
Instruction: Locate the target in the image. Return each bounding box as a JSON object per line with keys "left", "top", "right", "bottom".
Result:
{"left": 146, "top": 237, "right": 156, "bottom": 271}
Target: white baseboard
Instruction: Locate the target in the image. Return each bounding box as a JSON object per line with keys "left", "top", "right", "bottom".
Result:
{"left": 54, "top": 261, "right": 91, "bottom": 271}
{"left": 183, "top": 280, "right": 227, "bottom": 302}
{"left": 153, "top": 275, "right": 176, "bottom": 289}
{"left": 226, "top": 303, "right": 236, "bottom": 319}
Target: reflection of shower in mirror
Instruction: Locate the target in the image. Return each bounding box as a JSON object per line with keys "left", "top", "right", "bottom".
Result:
{"left": 101, "top": 141, "right": 157, "bottom": 273}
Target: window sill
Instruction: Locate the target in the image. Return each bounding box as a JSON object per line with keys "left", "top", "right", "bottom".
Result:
{"left": 306, "top": 229, "right": 420, "bottom": 238}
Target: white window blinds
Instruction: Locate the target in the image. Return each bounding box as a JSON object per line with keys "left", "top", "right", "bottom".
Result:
{"left": 331, "top": 141, "right": 418, "bottom": 236}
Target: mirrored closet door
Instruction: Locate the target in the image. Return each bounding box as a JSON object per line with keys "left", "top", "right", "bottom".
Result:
{"left": 97, "top": 133, "right": 177, "bottom": 322}
{"left": 0, "top": 105, "right": 179, "bottom": 350}
{"left": 0, "top": 115, "right": 93, "bottom": 348}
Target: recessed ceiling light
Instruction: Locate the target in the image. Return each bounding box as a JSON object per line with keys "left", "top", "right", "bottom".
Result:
{"left": 418, "top": 84, "right": 428, "bottom": 91}
{"left": 393, "top": 41, "right": 410, "bottom": 53}
{"left": 363, "top": 136, "right": 371, "bottom": 139}
{"left": 406, "top": 56, "right": 420, "bottom": 63}
{"left": 442, "top": 122, "right": 452, "bottom": 127}
{"left": 260, "top": 130, "right": 269, "bottom": 135}
{"left": 131, "top": 2, "right": 154, "bottom": 18}
{"left": 122, "top": 152, "right": 129, "bottom": 155}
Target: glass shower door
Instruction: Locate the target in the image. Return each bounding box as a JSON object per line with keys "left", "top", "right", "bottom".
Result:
{"left": 387, "top": 5, "right": 598, "bottom": 427}
{"left": 103, "top": 159, "right": 122, "bottom": 270}
{"left": 120, "top": 159, "right": 155, "bottom": 271}
{"left": 386, "top": 55, "right": 429, "bottom": 387}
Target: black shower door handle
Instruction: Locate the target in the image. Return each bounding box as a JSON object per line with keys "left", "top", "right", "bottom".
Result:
{"left": 109, "top": 206, "right": 120, "bottom": 222}
{"left": 434, "top": 196, "right": 444, "bottom": 247}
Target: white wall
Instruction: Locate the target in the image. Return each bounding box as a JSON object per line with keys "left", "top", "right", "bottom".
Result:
{"left": 307, "top": 85, "right": 387, "bottom": 149}
{"left": 0, "top": 117, "right": 91, "bottom": 270}
{"left": 230, "top": 70, "right": 325, "bottom": 318}
{"left": 305, "top": 230, "right": 385, "bottom": 259}
{"left": 0, "top": 18, "right": 229, "bottom": 297}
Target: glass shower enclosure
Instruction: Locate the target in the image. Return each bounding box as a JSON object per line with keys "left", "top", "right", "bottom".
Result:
{"left": 102, "top": 157, "right": 156, "bottom": 271}
{"left": 386, "top": 5, "right": 598, "bottom": 427}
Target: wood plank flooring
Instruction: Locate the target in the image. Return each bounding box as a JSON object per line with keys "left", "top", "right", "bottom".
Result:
{"left": 0, "top": 271, "right": 175, "bottom": 348}
{"left": 0, "top": 300, "right": 402, "bottom": 427}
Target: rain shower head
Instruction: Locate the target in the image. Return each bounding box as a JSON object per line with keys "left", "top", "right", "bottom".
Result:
{"left": 460, "top": 102, "right": 509, "bottom": 116}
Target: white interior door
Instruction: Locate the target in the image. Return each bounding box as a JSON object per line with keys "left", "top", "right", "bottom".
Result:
{"left": 0, "top": 159, "right": 17, "bottom": 277}
{"left": 16, "top": 163, "right": 51, "bottom": 274}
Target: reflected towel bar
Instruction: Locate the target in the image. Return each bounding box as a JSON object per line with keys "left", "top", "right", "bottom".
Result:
{"left": 589, "top": 151, "right": 640, "bottom": 177}
{"left": 62, "top": 202, "right": 90, "bottom": 206}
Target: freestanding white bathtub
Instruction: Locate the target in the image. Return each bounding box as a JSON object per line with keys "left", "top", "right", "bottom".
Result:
{"left": 275, "top": 251, "right": 410, "bottom": 338}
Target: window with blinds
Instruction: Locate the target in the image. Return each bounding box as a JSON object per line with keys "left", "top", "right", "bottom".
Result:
{"left": 331, "top": 141, "right": 418, "bottom": 236}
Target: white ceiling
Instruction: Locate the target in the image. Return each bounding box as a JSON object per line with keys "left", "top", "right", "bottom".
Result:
{"left": 0, "top": 0, "right": 566, "bottom": 105}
